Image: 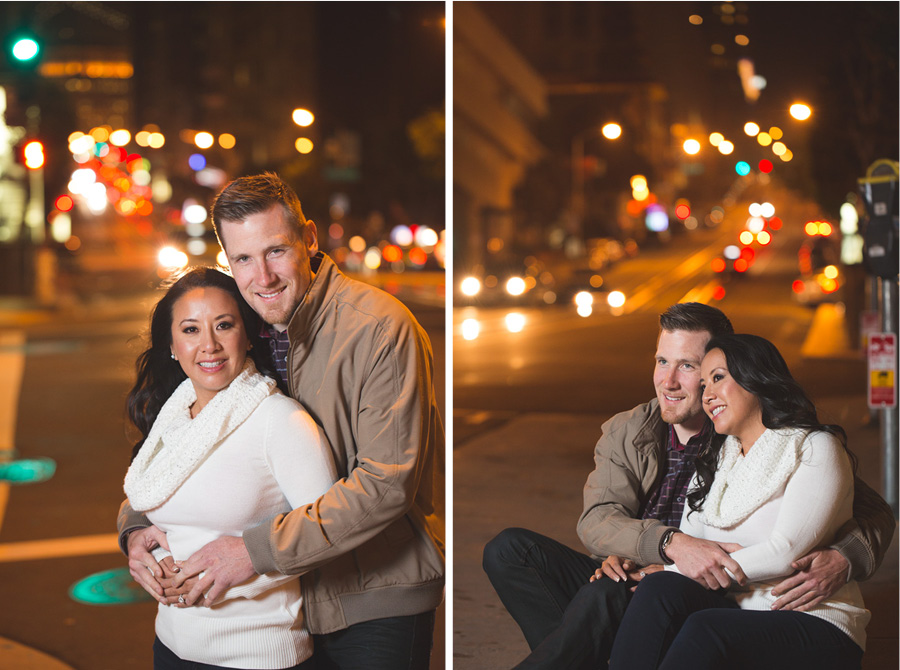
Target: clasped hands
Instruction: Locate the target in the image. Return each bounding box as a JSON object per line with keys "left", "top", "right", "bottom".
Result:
{"left": 127, "top": 526, "right": 256, "bottom": 608}
{"left": 590, "top": 534, "right": 850, "bottom": 612}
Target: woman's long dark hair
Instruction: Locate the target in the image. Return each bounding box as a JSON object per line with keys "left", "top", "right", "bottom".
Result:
{"left": 687, "top": 333, "right": 856, "bottom": 514}
{"left": 126, "top": 267, "right": 281, "bottom": 462}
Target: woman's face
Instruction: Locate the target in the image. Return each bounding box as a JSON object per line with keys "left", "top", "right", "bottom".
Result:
{"left": 700, "top": 348, "right": 765, "bottom": 448}
{"left": 169, "top": 286, "right": 250, "bottom": 413}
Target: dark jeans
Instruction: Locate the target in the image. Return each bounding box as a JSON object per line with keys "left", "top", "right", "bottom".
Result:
{"left": 608, "top": 571, "right": 863, "bottom": 670}
{"left": 312, "top": 610, "right": 436, "bottom": 670}
{"left": 483, "top": 527, "right": 631, "bottom": 670}
{"left": 153, "top": 637, "right": 314, "bottom": 670}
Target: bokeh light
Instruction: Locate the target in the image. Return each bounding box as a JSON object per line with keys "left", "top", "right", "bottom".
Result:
{"left": 292, "top": 108, "right": 315, "bottom": 126}
{"left": 790, "top": 103, "right": 812, "bottom": 120}
{"left": 194, "top": 132, "right": 214, "bottom": 149}
{"left": 295, "top": 137, "right": 314, "bottom": 154}
{"left": 461, "top": 277, "right": 481, "bottom": 297}
{"left": 505, "top": 312, "right": 526, "bottom": 333}
{"left": 601, "top": 122, "right": 622, "bottom": 140}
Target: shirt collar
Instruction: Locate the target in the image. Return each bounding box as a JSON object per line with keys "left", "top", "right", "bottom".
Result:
{"left": 668, "top": 419, "right": 711, "bottom": 452}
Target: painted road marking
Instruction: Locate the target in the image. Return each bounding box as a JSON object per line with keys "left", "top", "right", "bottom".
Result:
{"left": 0, "top": 330, "right": 26, "bottom": 533}
{"left": 0, "top": 533, "right": 121, "bottom": 563}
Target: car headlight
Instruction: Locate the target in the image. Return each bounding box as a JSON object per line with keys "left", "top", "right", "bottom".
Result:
{"left": 460, "top": 276, "right": 482, "bottom": 297}
{"left": 505, "top": 276, "right": 526, "bottom": 296}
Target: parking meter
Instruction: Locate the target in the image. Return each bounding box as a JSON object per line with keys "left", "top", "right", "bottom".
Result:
{"left": 859, "top": 159, "right": 899, "bottom": 278}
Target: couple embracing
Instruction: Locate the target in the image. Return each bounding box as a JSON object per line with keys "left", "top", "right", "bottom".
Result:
{"left": 118, "top": 173, "right": 444, "bottom": 669}
{"left": 485, "top": 302, "right": 895, "bottom": 670}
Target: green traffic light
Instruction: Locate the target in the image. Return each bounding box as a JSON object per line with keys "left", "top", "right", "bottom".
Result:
{"left": 11, "top": 37, "right": 40, "bottom": 62}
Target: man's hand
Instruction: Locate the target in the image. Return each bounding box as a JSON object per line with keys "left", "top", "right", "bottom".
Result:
{"left": 771, "top": 548, "right": 849, "bottom": 611}
{"left": 171, "top": 535, "right": 255, "bottom": 607}
{"left": 666, "top": 533, "right": 746, "bottom": 589}
{"left": 126, "top": 526, "right": 171, "bottom": 603}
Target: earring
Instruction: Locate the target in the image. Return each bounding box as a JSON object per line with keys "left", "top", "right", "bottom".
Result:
{"left": 171, "top": 353, "right": 177, "bottom": 360}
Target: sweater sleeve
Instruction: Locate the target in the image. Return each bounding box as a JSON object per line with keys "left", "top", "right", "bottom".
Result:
{"left": 729, "top": 432, "right": 853, "bottom": 583}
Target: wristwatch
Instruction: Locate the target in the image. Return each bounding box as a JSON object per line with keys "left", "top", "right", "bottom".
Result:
{"left": 659, "top": 528, "right": 679, "bottom": 564}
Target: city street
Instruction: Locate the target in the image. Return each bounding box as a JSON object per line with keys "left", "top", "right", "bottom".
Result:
{"left": 0, "top": 277, "right": 445, "bottom": 669}
{"left": 452, "top": 184, "right": 898, "bottom": 669}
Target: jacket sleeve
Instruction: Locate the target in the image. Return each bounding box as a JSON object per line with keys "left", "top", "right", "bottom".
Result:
{"left": 244, "top": 317, "right": 439, "bottom": 576}
{"left": 576, "top": 410, "right": 672, "bottom": 567}
{"left": 116, "top": 499, "right": 151, "bottom": 555}
{"left": 829, "top": 475, "right": 897, "bottom": 581}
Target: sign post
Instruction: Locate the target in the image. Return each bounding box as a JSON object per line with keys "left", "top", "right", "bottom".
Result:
{"left": 859, "top": 159, "right": 899, "bottom": 514}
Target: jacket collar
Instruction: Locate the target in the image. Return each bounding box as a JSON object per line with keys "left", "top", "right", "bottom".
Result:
{"left": 286, "top": 251, "right": 341, "bottom": 339}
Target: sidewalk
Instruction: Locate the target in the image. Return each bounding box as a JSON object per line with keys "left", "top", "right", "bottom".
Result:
{"left": 453, "top": 394, "right": 899, "bottom": 669}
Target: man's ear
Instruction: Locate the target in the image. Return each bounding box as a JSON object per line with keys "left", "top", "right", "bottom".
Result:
{"left": 304, "top": 220, "right": 319, "bottom": 257}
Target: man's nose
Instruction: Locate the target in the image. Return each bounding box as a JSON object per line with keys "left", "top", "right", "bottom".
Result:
{"left": 663, "top": 367, "right": 679, "bottom": 387}
{"left": 257, "top": 261, "right": 277, "bottom": 286}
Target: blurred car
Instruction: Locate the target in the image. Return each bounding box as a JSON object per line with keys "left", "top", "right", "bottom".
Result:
{"left": 457, "top": 256, "right": 553, "bottom": 307}
{"left": 554, "top": 265, "right": 610, "bottom": 306}
{"left": 791, "top": 264, "right": 843, "bottom": 305}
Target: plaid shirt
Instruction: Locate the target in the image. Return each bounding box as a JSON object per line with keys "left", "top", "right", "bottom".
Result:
{"left": 641, "top": 422, "right": 709, "bottom": 527}
{"left": 260, "top": 325, "right": 291, "bottom": 388}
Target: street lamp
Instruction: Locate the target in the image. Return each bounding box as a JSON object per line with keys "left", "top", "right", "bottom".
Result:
{"left": 571, "top": 123, "right": 621, "bottom": 224}
{"left": 789, "top": 103, "right": 812, "bottom": 121}
{"left": 292, "top": 108, "right": 315, "bottom": 127}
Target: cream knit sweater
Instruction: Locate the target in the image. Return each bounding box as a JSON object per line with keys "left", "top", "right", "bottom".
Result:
{"left": 129, "top": 381, "right": 336, "bottom": 668}
{"left": 669, "top": 429, "right": 870, "bottom": 650}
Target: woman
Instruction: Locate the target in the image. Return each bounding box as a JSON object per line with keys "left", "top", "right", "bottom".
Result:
{"left": 608, "top": 333, "right": 868, "bottom": 670}
{"left": 124, "top": 267, "right": 337, "bottom": 670}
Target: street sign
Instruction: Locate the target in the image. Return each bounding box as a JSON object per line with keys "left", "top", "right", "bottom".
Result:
{"left": 868, "top": 333, "right": 897, "bottom": 409}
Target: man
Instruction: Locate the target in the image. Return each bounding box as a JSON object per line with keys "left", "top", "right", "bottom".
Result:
{"left": 483, "top": 302, "right": 894, "bottom": 670}
{"left": 119, "top": 173, "right": 444, "bottom": 669}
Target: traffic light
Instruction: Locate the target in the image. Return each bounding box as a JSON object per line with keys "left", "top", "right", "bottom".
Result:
{"left": 23, "top": 140, "right": 44, "bottom": 169}
{"left": 11, "top": 36, "right": 39, "bottom": 62}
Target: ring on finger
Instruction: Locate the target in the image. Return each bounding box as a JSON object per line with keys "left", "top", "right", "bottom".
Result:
{"left": 178, "top": 594, "right": 186, "bottom": 605}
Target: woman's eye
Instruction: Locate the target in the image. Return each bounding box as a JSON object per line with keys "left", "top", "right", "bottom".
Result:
{"left": 217, "top": 321, "right": 233, "bottom": 330}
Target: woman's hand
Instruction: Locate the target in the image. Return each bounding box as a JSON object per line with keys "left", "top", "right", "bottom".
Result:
{"left": 590, "top": 557, "right": 664, "bottom": 590}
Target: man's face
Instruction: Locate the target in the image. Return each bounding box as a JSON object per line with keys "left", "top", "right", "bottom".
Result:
{"left": 219, "top": 205, "right": 319, "bottom": 330}
{"left": 652, "top": 329, "right": 711, "bottom": 431}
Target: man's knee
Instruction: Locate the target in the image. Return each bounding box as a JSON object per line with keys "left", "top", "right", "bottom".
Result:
{"left": 568, "top": 578, "right": 630, "bottom": 620}
{"left": 483, "top": 527, "right": 532, "bottom": 576}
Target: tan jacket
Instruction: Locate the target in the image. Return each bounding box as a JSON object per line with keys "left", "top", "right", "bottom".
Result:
{"left": 246, "top": 253, "right": 444, "bottom": 633}
{"left": 577, "top": 398, "right": 895, "bottom": 579}
{"left": 120, "top": 253, "right": 444, "bottom": 634}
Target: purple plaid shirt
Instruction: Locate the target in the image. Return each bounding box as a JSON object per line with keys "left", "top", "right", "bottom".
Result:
{"left": 641, "top": 422, "right": 709, "bottom": 527}
{"left": 260, "top": 325, "right": 291, "bottom": 387}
